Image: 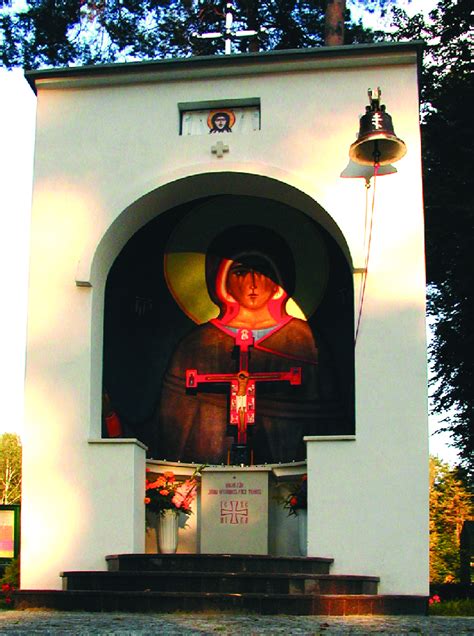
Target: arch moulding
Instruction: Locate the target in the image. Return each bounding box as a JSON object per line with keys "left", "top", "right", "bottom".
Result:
{"left": 85, "top": 170, "right": 353, "bottom": 438}
{"left": 78, "top": 169, "right": 354, "bottom": 290}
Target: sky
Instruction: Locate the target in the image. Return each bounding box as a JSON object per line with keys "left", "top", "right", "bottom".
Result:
{"left": 0, "top": 67, "right": 35, "bottom": 440}
{"left": 0, "top": 0, "right": 460, "bottom": 466}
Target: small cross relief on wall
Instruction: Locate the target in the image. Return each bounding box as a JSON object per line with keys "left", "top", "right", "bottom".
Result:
{"left": 211, "top": 140, "right": 229, "bottom": 158}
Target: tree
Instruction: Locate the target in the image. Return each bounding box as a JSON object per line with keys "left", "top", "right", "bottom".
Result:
{"left": 1, "top": 1, "right": 385, "bottom": 70}
{"left": 429, "top": 456, "right": 472, "bottom": 583}
{"left": 325, "top": 0, "right": 345, "bottom": 45}
{"left": 390, "top": 0, "right": 473, "bottom": 484}
{"left": 0, "top": 433, "right": 22, "bottom": 505}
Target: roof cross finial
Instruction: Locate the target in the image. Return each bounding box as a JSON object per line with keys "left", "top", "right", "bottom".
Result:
{"left": 192, "top": 2, "right": 264, "bottom": 55}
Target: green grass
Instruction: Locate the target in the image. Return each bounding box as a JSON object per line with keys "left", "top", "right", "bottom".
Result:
{"left": 429, "top": 598, "right": 474, "bottom": 616}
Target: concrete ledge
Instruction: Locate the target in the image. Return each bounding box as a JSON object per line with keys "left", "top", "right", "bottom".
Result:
{"left": 88, "top": 438, "right": 148, "bottom": 451}
{"left": 304, "top": 435, "right": 356, "bottom": 442}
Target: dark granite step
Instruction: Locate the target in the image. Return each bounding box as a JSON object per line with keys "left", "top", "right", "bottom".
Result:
{"left": 62, "top": 570, "right": 379, "bottom": 596}
{"left": 106, "top": 553, "right": 334, "bottom": 575}
{"left": 15, "top": 554, "right": 427, "bottom": 616}
{"left": 13, "top": 590, "right": 428, "bottom": 615}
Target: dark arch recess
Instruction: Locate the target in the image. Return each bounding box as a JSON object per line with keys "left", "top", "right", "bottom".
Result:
{"left": 102, "top": 195, "right": 355, "bottom": 458}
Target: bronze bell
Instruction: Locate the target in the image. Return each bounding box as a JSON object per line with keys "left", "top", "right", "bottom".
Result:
{"left": 349, "top": 87, "right": 407, "bottom": 166}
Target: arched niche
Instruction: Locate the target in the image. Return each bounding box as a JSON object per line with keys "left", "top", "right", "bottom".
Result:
{"left": 88, "top": 173, "right": 355, "bottom": 452}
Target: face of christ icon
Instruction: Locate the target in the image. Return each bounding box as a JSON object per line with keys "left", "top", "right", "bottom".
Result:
{"left": 213, "top": 114, "right": 229, "bottom": 131}
{"left": 208, "top": 110, "right": 234, "bottom": 134}
{"left": 158, "top": 224, "right": 321, "bottom": 466}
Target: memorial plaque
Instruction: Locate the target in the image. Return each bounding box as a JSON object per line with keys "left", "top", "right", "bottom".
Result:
{"left": 200, "top": 467, "right": 270, "bottom": 555}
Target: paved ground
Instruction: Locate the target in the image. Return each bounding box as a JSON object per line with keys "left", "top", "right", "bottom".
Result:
{"left": 0, "top": 611, "right": 473, "bottom": 635}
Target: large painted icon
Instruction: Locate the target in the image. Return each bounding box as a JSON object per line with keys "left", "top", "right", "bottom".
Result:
{"left": 103, "top": 196, "right": 354, "bottom": 464}
{"left": 161, "top": 224, "right": 319, "bottom": 464}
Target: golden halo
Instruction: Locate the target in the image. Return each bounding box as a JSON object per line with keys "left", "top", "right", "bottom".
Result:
{"left": 207, "top": 109, "right": 236, "bottom": 130}
{"left": 164, "top": 196, "right": 329, "bottom": 325}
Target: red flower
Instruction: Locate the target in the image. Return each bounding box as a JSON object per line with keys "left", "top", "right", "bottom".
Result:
{"left": 2, "top": 584, "right": 11, "bottom": 592}
{"left": 290, "top": 496, "right": 298, "bottom": 507}
{"left": 5, "top": 597, "right": 12, "bottom": 604}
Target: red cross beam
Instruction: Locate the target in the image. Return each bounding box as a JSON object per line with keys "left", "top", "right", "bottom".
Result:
{"left": 185, "top": 329, "right": 301, "bottom": 445}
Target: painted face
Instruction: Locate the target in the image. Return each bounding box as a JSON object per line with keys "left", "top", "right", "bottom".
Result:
{"left": 214, "top": 116, "right": 228, "bottom": 129}
{"left": 226, "top": 260, "right": 278, "bottom": 311}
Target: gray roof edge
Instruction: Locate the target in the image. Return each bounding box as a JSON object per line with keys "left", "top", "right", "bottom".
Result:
{"left": 25, "top": 41, "right": 424, "bottom": 94}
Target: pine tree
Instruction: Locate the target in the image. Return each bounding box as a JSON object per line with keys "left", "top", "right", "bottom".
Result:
{"left": 429, "top": 456, "right": 472, "bottom": 583}
{"left": 0, "top": 1, "right": 383, "bottom": 69}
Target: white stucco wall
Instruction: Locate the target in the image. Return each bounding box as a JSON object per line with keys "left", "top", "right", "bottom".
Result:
{"left": 22, "top": 45, "right": 428, "bottom": 593}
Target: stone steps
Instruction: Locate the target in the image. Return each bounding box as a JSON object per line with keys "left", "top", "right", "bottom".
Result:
{"left": 61, "top": 570, "right": 380, "bottom": 595}
{"left": 13, "top": 590, "right": 428, "bottom": 615}
{"left": 13, "top": 554, "right": 428, "bottom": 615}
{"left": 105, "top": 553, "right": 334, "bottom": 574}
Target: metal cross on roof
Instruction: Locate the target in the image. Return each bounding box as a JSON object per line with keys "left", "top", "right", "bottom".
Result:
{"left": 192, "top": 2, "right": 265, "bottom": 55}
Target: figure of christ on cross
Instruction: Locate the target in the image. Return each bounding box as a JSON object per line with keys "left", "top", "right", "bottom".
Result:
{"left": 185, "top": 328, "right": 301, "bottom": 463}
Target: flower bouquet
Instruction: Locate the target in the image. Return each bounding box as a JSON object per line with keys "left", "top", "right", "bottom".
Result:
{"left": 145, "top": 468, "right": 201, "bottom": 517}
{"left": 281, "top": 474, "right": 307, "bottom": 516}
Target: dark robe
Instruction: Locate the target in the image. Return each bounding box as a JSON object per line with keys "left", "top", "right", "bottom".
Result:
{"left": 158, "top": 318, "right": 339, "bottom": 464}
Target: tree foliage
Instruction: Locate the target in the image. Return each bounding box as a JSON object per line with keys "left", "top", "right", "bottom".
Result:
{"left": 429, "top": 456, "right": 472, "bottom": 583}
{"left": 390, "top": 0, "right": 474, "bottom": 482}
{"left": 0, "top": 433, "right": 22, "bottom": 505}
{"left": 0, "top": 0, "right": 384, "bottom": 69}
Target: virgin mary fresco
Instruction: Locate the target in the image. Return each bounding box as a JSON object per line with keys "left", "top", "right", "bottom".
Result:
{"left": 103, "top": 196, "right": 353, "bottom": 463}
{"left": 159, "top": 203, "right": 345, "bottom": 465}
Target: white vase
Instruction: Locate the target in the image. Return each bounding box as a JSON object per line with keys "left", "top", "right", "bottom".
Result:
{"left": 297, "top": 509, "right": 307, "bottom": 556}
{"left": 158, "top": 509, "right": 179, "bottom": 554}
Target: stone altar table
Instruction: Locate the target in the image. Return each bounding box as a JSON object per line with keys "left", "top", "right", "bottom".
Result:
{"left": 200, "top": 466, "right": 271, "bottom": 555}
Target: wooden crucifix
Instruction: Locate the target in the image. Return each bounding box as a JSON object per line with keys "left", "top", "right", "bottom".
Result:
{"left": 185, "top": 328, "right": 302, "bottom": 463}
